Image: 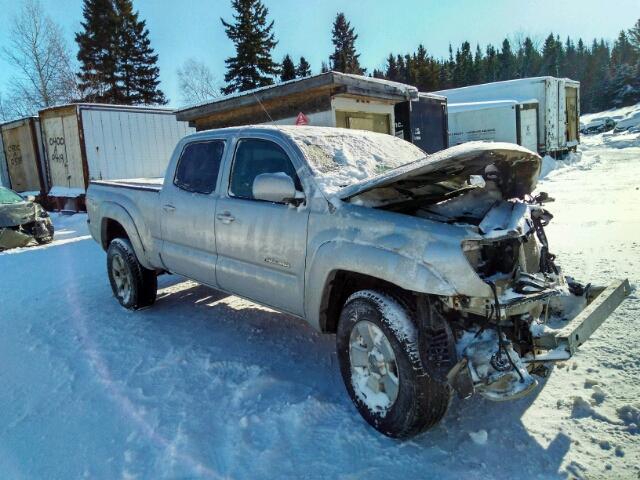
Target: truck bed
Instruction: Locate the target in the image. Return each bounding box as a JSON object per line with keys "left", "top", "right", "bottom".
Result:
{"left": 90, "top": 178, "right": 164, "bottom": 192}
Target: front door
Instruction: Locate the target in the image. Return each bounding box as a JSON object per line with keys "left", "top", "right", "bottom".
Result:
{"left": 215, "top": 138, "right": 309, "bottom": 316}
{"left": 160, "top": 140, "right": 225, "bottom": 287}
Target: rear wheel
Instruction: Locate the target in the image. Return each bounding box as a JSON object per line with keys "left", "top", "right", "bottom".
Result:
{"left": 107, "top": 238, "right": 157, "bottom": 309}
{"left": 336, "top": 289, "right": 451, "bottom": 438}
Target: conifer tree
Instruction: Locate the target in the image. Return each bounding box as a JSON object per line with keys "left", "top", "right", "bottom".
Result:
{"left": 296, "top": 57, "right": 312, "bottom": 77}
{"left": 280, "top": 54, "right": 296, "bottom": 81}
{"left": 329, "top": 13, "right": 363, "bottom": 74}
{"left": 114, "top": 0, "right": 166, "bottom": 104}
{"left": 76, "top": 0, "right": 165, "bottom": 104}
{"left": 76, "top": 0, "right": 119, "bottom": 102}
{"left": 221, "top": 0, "right": 279, "bottom": 94}
{"left": 629, "top": 18, "right": 640, "bottom": 51}
{"left": 384, "top": 54, "right": 399, "bottom": 81}
{"left": 498, "top": 38, "right": 516, "bottom": 80}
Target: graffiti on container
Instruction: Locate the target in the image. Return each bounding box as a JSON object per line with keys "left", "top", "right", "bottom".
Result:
{"left": 48, "top": 136, "right": 66, "bottom": 164}
{"left": 7, "top": 144, "right": 23, "bottom": 168}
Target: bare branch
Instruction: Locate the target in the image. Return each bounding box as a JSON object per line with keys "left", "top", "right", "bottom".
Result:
{"left": 176, "top": 59, "right": 220, "bottom": 106}
{"left": 1, "top": 0, "right": 78, "bottom": 118}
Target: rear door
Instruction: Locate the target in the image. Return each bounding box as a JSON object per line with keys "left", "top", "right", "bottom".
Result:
{"left": 159, "top": 140, "right": 225, "bottom": 287}
{"left": 214, "top": 136, "right": 309, "bottom": 316}
{"left": 565, "top": 86, "right": 579, "bottom": 144}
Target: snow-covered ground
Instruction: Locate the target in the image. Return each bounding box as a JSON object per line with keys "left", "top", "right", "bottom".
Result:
{"left": 1, "top": 120, "right": 639, "bottom": 479}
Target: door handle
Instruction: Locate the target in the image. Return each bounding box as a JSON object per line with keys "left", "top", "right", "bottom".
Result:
{"left": 163, "top": 204, "right": 176, "bottom": 213}
{"left": 216, "top": 212, "right": 235, "bottom": 224}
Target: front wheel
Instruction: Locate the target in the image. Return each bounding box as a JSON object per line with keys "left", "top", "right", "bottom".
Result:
{"left": 107, "top": 238, "right": 157, "bottom": 309}
{"left": 336, "top": 290, "right": 451, "bottom": 438}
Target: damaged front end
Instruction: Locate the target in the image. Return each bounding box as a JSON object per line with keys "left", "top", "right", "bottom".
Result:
{"left": 0, "top": 198, "right": 54, "bottom": 251}
{"left": 340, "top": 142, "right": 631, "bottom": 402}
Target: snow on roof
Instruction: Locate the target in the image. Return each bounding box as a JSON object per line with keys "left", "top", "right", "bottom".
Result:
{"left": 38, "top": 103, "right": 176, "bottom": 115}
{"left": 176, "top": 71, "right": 418, "bottom": 118}
{"left": 433, "top": 76, "right": 578, "bottom": 96}
{"left": 448, "top": 99, "right": 539, "bottom": 112}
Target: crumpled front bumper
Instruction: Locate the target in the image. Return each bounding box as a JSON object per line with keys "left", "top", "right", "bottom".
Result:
{"left": 526, "top": 279, "right": 631, "bottom": 362}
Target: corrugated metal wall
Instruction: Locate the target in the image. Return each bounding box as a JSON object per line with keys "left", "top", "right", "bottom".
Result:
{"left": 81, "top": 109, "right": 194, "bottom": 181}
{"left": 0, "top": 119, "right": 43, "bottom": 193}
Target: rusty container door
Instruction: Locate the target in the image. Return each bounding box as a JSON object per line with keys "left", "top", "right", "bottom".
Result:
{"left": 565, "top": 86, "right": 579, "bottom": 144}
{"left": 41, "top": 106, "right": 86, "bottom": 191}
{"left": 0, "top": 118, "right": 45, "bottom": 193}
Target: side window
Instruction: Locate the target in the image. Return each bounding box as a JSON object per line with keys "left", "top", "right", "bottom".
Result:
{"left": 229, "top": 139, "right": 302, "bottom": 200}
{"left": 174, "top": 141, "right": 224, "bottom": 194}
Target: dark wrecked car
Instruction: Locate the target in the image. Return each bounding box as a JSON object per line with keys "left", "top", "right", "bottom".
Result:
{"left": 0, "top": 186, "right": 54, "bottom": 251}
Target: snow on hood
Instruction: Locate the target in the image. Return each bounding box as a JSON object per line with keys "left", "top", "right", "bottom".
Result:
{"left": 336, "top": 142, "right": 541, "bottom": 203}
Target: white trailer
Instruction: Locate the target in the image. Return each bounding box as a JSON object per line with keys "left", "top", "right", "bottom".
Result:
{"left": 447, "top": 100, "right": 538, "bottom": 152}
{"left": 434, "top": 76, "right": 580, "bottom": 155}
{"left": 38, "top": 104, "right": 194, "bottom": 203}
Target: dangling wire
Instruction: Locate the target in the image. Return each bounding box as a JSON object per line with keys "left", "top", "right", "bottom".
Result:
{"left": 487, "top": 280, "right": 525, "bottom": 383}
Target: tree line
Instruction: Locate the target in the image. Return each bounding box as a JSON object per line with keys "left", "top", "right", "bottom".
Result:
{"left": 1, "top": 0, "right": 639, "bottom": 121}
{"left": 371, "top": 28, "right": 640, "bottom": 113}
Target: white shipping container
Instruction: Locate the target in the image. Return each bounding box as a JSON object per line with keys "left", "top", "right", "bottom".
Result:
{"left": 434, "top": 76, "right": 580, "bottom": 155}
{"left": 39, "top": 104, "right": 194, "bottom": 198}
{"left": 447, "top": 100, "right": 539, "bottom": 152}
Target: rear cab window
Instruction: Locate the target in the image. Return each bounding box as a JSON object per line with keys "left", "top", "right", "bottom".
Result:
{"left": 174, "top": 141, "right": 225, "bottom": 194}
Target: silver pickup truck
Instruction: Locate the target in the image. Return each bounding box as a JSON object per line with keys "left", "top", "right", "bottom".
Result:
{"left": 87, "top": 125, "right": 629, "bottom": 438}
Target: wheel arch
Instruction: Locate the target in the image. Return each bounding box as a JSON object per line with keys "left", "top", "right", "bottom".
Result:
{"left": 305, "top": 241, "right": 457, "bottom": 333}
{"left": 99, "top": 202, "right": 153, "bottom": 270}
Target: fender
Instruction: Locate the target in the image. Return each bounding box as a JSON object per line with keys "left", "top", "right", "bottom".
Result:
{"left": 304, "top": 240, "right": 457, "bottom": 331}
{"left": 99, "top": 201, "right": 155, "bottom": 270}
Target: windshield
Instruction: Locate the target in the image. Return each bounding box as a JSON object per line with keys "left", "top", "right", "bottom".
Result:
{"left": 0, "top": 187, "right": 25, "bottom": 204}
{"left": 288, "top": 128, "right": 426, "bottom": 194}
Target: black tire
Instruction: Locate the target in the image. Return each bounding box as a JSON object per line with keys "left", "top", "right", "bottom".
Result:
{"left": 336, "top": 290, "right": 451, "bottom": 438}
{"left": 107, "top": 238, "right": 157, "bottom": 310}
{"left": 35, "top": 222, "right": 54, "bottom": 245}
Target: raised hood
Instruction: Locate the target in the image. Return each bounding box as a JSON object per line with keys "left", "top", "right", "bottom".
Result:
{"left": 337, "top": 142, "right": 541, "bottom": 205}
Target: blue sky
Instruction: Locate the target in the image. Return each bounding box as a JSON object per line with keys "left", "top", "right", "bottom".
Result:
{"left": 0, "top": 0, "right": 638, "bottom": 107}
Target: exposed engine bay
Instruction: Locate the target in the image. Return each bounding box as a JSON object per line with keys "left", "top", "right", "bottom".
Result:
{"left": 343, "top": 145, "right": 630, "bottom": 401}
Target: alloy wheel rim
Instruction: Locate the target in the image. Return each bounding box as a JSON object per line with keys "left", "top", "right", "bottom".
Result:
{"left": 349, "top": 320, "right": 400, "bottom": 410}
{"left": 111, "top": 253, "right": 132, "bottom": 304}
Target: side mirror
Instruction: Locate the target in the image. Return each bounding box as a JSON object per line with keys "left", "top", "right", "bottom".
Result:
{"left": 253, "top": 172, "right": 304, "bottom": 204}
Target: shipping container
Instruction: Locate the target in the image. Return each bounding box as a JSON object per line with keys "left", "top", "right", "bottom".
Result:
{"left": 447, "top": 100, "right": 539, "bottom": 152}
{"left": 0, "top": 117, "right": 47, "bottom": 194}
{"left": 394, "top": 93, "right": 448, "bottom": 153}
{"left": 434, "top": 76, "right": 580, "bottom": 155}
{"left": 39, "top": 104, "right": 194, "bottom": 201}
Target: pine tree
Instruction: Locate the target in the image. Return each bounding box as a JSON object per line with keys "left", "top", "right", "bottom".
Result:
{"left": 320, "top": 61, "right": 330, "bottom": 73}
{"left": 629, "top": 18, "right": 640, "bottom": 51}
{"left": 498, "top": 38, "right": 516, "bottom": 80}
{"left": 76, "top": 0, "right": 165, "bottom": 104}
{"left": 539, "top": 34, "right": 565, "bottom": 76}
{"left": 220, "top": 0, "right": 279, "bottom": 94}
{"left": 329, "top": 12, "right": 364, "bottom": 74}
{"left": 280, "top": 54, "right": 296, "bottom": 81}
{"left": 611, "top": 31, "right": 637, "bottom": 67}
{"left": 76, "top": 0, "right": 119, "bottom": 102}
{"left": 518, "top": 37, "right": 541, "bottom": 77}
{"left": 296, "top": 56, "right": 311, "bottom": 77}
{"left": 472, "top": 44, "right": 484, "bottom": 84}
{"left": 114, "top": 0, "right": 166, "bottom": 104}
{"left": 385, "top": 53, "right": 399, "bottom": 81}
{"left": 484, "top": 44, "right": 500, "bottom": 82}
